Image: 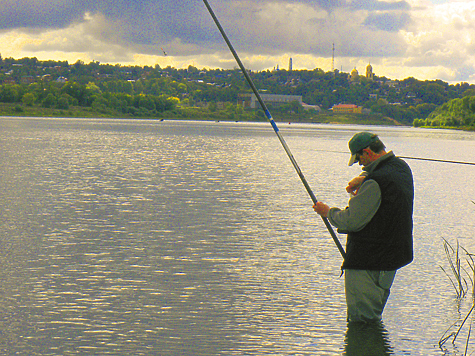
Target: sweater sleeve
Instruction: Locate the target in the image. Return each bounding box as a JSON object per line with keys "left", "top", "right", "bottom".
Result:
{"left": 327, "top": 179, "right": 381, "bottom": 232}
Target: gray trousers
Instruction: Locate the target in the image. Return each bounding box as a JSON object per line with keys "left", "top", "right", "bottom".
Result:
{"left": 344, "top": 269, "right": 396, "bottom": 322}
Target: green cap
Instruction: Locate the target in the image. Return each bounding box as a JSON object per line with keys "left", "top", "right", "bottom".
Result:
{"left": 348, "top": 132, "right": 379, "bottom": 166}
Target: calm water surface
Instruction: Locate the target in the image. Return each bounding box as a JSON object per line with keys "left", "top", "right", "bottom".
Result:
{"left": 1, "top": 117, "right": 475, "bottom": 355}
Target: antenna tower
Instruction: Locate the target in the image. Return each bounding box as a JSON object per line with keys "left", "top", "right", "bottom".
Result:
{"left": 331, "top": 43, "right": 335, "bottom": 72}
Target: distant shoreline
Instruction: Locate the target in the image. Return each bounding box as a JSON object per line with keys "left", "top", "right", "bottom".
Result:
{"left": 0, "top": 103, "right": 403, "bottom": 126}
{"left": 2, "top": 103, "right": 474, "bottom": 131}
{"left": 4, "top": 114, "right": 474, "bottom": 132}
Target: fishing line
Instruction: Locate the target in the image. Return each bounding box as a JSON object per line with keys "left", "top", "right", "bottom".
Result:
{"left": 312, "top": 149, "right": 475, "bottom": 166}
{"left": 202, "top": 0, "right": 346, "bottom": 259}
{"left": 398, "top": 156, "right": 475, "bottom": 166}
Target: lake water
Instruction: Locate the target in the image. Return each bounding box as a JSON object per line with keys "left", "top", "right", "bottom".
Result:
{"left": 1, "top": 117, "right": 475, "bottom": 355}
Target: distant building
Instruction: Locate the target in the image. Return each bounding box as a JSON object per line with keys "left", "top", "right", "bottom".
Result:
{"left": 332, "top": 104, "right": 362, "bottom": 114}
{"left": 238, "top": 93, "right": 302, "bottom": 109}
{"left": 350, "top": 67, "right": 359, "bottom": 82}
{"left": 366, "top": 63, "right": 374, "bottom": 80}
{"left": 349, "top": 63, "right": 374, "bottom": 82}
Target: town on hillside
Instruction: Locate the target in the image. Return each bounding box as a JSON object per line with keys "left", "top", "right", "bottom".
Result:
{"left": 1, "top": 55, "right": 475, "bottom": 127}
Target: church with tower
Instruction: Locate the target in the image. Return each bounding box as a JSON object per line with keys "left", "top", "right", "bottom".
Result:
{"left": 349, "top": 63, "right": 374, "bottom": 82}
{"left": 366, "top": 63, "right": 374, "bottom": 80}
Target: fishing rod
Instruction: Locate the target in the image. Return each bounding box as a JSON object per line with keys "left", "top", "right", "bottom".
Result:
{"left": 313, "top": 149, "right": 475, "bottom": 166}
{"left": 399, "top": 156, "right": 475, "bottom": 166}
{"left": 202, "top": 0, "right": 346, "bottom": 259}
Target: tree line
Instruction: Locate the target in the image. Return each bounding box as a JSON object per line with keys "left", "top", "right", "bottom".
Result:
{"left": 2, "top": 55, "right": 475, "bottom": 126}
{"left": 0, "top": 79, "right": 179, "bottom": 117}
{"left": 415, "top": 95, "right": 475, "bottom": 128}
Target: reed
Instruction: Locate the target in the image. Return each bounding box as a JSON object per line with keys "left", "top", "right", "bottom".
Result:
{"left": 439, "top": 304, "right": 475, "bottom": 350}
{"left": 439, "top": 237, "right": 475, "bottom": 353}
{"left": 440, "top": 238, "right": 468, "bottom": 298}
{"left": 462, "top": 247, "right": 475, "bottom": 298}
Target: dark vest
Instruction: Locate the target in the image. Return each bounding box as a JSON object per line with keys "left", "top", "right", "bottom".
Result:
{"left": 343, "top": 156, "right": 414, "bottom": 271}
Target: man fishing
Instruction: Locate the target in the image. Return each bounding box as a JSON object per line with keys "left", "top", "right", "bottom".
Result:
{"left": 313, "top": 132, "right": 414, "bottom": 323}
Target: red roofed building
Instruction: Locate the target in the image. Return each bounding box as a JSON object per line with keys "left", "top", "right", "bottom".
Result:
{"left": 332, "top": 104, "right": 362, "bottom": 114}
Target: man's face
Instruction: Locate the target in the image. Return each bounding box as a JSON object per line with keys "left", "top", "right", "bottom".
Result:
{"left": 356, "top": 149, "right": 371, "bottom": 166}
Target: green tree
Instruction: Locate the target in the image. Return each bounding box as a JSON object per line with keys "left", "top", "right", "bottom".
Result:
{"left": 208, "top": 102, "right": 217, "bottom": 112}
{"left": 21, "top": 92, "right": 36, "bottom": 106}
{"left": 86, "top": 81, "right": 101, "bottom": 94}
{"left": 415, "top": 103, "right": 437, "bottom": 119}
{"left": 166, "top": 96, "right": 180, "bottom": 109}
{"left": 138, "top": 94, "right": 156, "bottom": 111}
{"left": 91, "top": 94, "right": 109, "bottom": 111}
{"left": 42, "top": 93, "right": 57, "bottom": 108}
{"left": 0, "top": 84, "right": 21, "bottom": 103}
{"left": 56, "top": 96, "right": 70, "bottom": 110}
{"left": 61, "top": 82, "right": 91, "bottom": 106}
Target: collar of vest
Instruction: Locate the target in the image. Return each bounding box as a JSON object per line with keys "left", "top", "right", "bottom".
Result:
{"left": 363, "top": 151, "right": 395, "bottom": 174}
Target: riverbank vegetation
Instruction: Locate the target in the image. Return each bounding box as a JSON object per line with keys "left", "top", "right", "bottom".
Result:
{"left": 439, "top": 236, "right": 475, "bottom": 354}
{"left": 1, "top": 56, "right": 475, "bottom": 129}
{"left": 414, "top": 95, "right": 475, "bottom": 130}
{"left": 0, "top": 100, "right": 400, "bottom": 127}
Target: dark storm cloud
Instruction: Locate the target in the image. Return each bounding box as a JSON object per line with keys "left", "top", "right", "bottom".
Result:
{"left": 0, "top": 0, "right": 343, "bottom": 34}
{"left": 123, "top": 0, "right": 209, "bottom": 42}
{"left": 3, "top": 0, "right": 474, "bottom": 83}
{"left": 0, "top": 0, "right": 207, "bottom": 36}
{"left": 0, "top": 0, "right": 435, "bottom": 79}
{"left": 347, "top": 0, "right": 411, "bottom": 11}
{"left": 343, "top": 0, "right": 412, "bottom": 33}
{"left": 363, "top": 11, "right": 411, "bottom": 32}
{"left": 4, "top": 0, "right": 227, "bottom": 52}
{"left": 0, "top": 0, "right": 413, "bottom": 48}
{"left": 0, "top": 0, "right": 88, "bottom": 30}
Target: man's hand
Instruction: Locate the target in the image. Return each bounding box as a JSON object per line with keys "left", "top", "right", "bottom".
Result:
{"left": 313, "top": 202, "right": 330, "bottom": 218}
{"left": 346, "top": 176, "right": 365, "bottom": 195}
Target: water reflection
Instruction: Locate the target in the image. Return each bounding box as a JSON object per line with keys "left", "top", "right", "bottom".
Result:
{"left": 1, "top": 118, "right": 475, "bottom": 355}
{"left": 344, "top": 321, "right": 393, "bottom": 356}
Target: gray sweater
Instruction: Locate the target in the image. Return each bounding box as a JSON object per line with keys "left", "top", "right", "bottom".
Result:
{"left": 328, "top": 151, "right": 395, "bottom": 232}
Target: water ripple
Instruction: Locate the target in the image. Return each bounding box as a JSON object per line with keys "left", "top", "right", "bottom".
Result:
{"left": 1, "top": 119, "right": 475, "bottom": 355}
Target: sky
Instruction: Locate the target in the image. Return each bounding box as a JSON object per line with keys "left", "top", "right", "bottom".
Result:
{"left": 1, "top": 0, "right": 475, "bottom": 83}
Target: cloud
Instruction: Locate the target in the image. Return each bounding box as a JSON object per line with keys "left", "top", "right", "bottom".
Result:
{"left": 399, "top": 1, "right": 475, "bottom": 81}
{"left": 347, "top": 0, "right": 411, "bottom": 11}
{"left": 23, "top": 13, "right": 132, "bottom": 62}
{"left": 0, "top": 12, "right": 134, "bottom": 64}
{"left": 0, "top": 0, "right": 474, "bottom": 83}
{"left": 364, "top": 11, "right": 412, "bottom": 32}
{"left": 0, "top": 0, "right": 88, "bottom": 30}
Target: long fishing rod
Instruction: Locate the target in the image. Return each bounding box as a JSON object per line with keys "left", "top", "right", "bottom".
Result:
{"left": 398, "top": 156, "right": 475, "bottom": 166}
{"left": 313, "top": 149, "right": 475, "bottom": 166}
{"left": 202, "top": 0, "right": 346, "bottom": 259}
